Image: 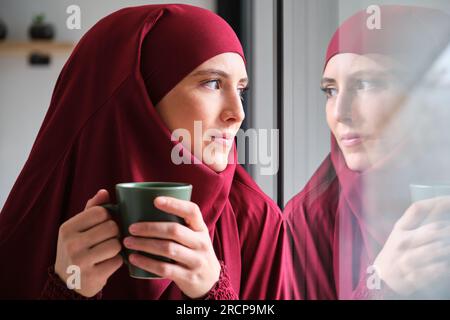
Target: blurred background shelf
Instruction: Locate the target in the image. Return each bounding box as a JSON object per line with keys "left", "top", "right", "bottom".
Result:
{"left": 0, "top": 41, "right": 75, "bottom": 56}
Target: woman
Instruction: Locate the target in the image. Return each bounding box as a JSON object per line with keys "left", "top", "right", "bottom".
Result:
{"left": 285, "top": 5, "right": 450, "bottom": 299}
{"left": 0, "top": 4, "right": 288, "bottom": 299}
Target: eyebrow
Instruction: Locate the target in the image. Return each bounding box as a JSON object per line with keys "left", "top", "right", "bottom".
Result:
{"left": 321, "top": 70, "right": 393, "bottom": 87}
{"left": 192, "top": 68, "right": 249, "bottom": 85}
{"left": 320, "top": 77, "right": 336, "bottom": 87}
{"left": 348, "top": 70, "right": 392, "bottom": 79}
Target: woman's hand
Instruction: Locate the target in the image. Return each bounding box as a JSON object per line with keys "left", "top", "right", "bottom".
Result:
{"left": 374, "top": 196, "right": 450, "bottom": 297}
{"left": 123, "top": 197, "right": 221, "bottom": 299}
{"left": 54, "top": 190, "right": 123, "bottom": 298}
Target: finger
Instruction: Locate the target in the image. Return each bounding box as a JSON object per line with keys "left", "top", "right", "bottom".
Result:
{"left": 427, "top": 197, "right": 450, "bottom": 223}
{"left": 66, "top": 206, "right": 112, "bottom": 233}
{"left": 397, "top": 197, "right": 450, "bottom": 230}
{"left": 154, "top": 197, "right": 206, "bottom": 232}
{"left": 128, "top": 222, "right": 198, "bottom": 249}
{"left": 413, "top": 260, "right": 450, "bottom": 286}
{"left": 410, "top": 222, "right": 450, "bottom": 247}
{"left": 409, "top": 242, "right": 450, "bottom": 267}
{"left": 129, "top": 253, "right": 189, "bottom": 282}
{"left": 85, "top": 189, "right": 110, "bottom": 210}
{"left": 82, "top": 219, "right": 120, "bottom": 248}
{"left": 124, "top": 237, "right": 201, "bottom": 269}
{"left": 88, "top": 238, "right": 122, "bottom": 265}
{"left": 94, "top": 254, "right": 123, "bottom": 280}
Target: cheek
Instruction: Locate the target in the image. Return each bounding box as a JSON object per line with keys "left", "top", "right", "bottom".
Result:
{"left": 184, "top": 92, "right": 218, "bottom": 122}
{"left": 163, "top": 94, "right": 209, "bottom": 132}
{"left": 179, "top": 95, "right": 219, "bottom": 152}
{"left": 362, "top": 94, "right": 403, "bottom": 135}
{"left": 326, "top": 103, "right": 338, "bottom": 134}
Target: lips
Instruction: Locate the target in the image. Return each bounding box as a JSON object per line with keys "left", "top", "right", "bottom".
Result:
{"left": 210, "top": 133, "right": 234, "bottom": 146}
{"left": 340, "top": 133, "right": 363, "bottom": 147}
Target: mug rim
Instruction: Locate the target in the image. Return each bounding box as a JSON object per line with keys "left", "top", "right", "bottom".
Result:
{"left": 116, "top": 182, "right": 192, "bottom": 190}
{"left": 409, "top": 183, "right": 450, "bottom": 189}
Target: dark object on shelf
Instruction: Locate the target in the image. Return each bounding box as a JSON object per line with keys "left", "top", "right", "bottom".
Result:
{"left": 0, "top": 19, "right": 7, "bottom": 40}
{"left": 29, "top": 14, "right": 55, "bottom": 40}
{"left": 29, "top": 52, "right": 51, "bottom": 66}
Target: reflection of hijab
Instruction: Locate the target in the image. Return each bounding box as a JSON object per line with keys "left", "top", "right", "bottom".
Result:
{"left": 285, "top": 6, "right": 450, "bottom": 299}
{"left": 0, "top": 5, "right": 287, "bottom": 299}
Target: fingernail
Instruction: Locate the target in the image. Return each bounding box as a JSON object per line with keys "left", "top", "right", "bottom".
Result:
{"left": 155, "top": 197, "right": 167, "bottom": 205}
{"left": 129, "top": 224, "right": 138, "bottom": 234}
{"left": 123, "top": 237, "right": 133, "bottom": 247}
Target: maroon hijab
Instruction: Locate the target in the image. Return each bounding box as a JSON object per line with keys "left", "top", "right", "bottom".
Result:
{"left": 0, "top": 4, "right": 287, "bottom": 299}
{"left": 285, "top": 5, "right": 450, "bottom": 299}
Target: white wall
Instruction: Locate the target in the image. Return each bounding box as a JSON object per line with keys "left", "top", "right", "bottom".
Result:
{"left": 0, "top": 0, "right": 215, "bottom": 211}
{"left": 282, "top": 0, "right": 338, "bottom": 206}
{"left": 0, "top": 52, "right": 69, "bottom": 211}
{"left": 0, "top": 0, "right": 215, "bottom": 42}
{"left": 248, "top": 0, "right": 279, "bottom": 203}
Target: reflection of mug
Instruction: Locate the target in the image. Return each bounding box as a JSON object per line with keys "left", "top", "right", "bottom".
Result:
{"left": 102, "top": 182, "right": 192, "bottom": 279}
{"left": 409, "top": 184, "right": 450, "bottom": 202}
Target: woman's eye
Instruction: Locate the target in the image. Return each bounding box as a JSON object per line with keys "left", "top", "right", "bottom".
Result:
{"left": 238, "top": 86, "right": 249, "bottom": 101}
{"left": 321, "top": 87, "right": 338, "bottom": 99}
{"left": 203, "top": 79, "right": 221, "bottom": 90}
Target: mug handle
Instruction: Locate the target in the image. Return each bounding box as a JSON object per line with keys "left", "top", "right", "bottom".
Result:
{"left": 101, "top": 203, "right": 119, "bottom": 215}
{"left": 100, "top": 204, "right": 129, "bottom": 265}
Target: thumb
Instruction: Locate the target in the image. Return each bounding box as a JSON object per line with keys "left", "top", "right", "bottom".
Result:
{"left": 85, "top": 189, "right": 110, "bottom": 210}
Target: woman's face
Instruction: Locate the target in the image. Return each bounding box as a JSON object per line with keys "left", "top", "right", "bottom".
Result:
{"left": 156, "top": 52, "right": 248, "bottom": 172}
{"left": 322, "top": 53, "right": 408, "bottom": 172}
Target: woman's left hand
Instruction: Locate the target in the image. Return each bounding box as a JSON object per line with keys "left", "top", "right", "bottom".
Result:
{"left": 123, "top": 196, "right": 221, "bottom": 299}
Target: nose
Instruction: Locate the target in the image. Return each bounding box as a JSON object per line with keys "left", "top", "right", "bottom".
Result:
{"left": 333, "top": 88, "right": 354, "bottom": 124}
{"left": 220, "top": 91, "right": 246, "bottom": 124}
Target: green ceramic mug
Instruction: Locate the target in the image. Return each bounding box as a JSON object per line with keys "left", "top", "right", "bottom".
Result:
{"left": 102, "top": 182, "right": 192, "bottom": 279}
{"left": 410, "top": 183, "right": 450, "bottom": 202}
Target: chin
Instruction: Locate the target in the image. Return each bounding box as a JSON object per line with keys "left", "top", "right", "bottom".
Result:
{"left": 208, "top": 163, "right": 228, "bottom": 173}
{"left": 343, "top": 153, "right": 371, "bottom": 172}
{"left": 204, "top": 154, "right": 230, "bottom": 173}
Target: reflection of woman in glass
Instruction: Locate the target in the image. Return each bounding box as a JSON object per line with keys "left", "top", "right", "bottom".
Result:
{"left": 285, "top": 6, "right": 450, "bottom": 299}
{"left": 0, "top": 5, "right": 288, "bottom": 299}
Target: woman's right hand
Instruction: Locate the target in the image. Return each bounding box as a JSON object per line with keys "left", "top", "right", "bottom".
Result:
{"left": 54, "top": 189, "right": 123, "bottom": 298}
{"left": 374, "top": 196, "right": 450, "bottom": 297}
